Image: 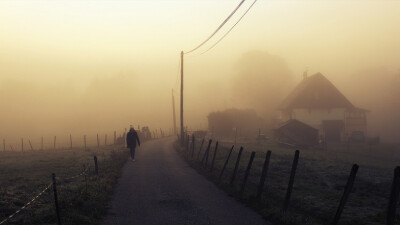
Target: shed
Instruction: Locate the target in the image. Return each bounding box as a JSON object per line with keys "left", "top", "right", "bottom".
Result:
{"left": 274, "top": 119, "right": 319, "bottom": 147}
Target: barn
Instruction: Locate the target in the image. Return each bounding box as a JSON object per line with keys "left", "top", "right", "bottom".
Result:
{"left": 277, "top": 72, "right": 368, "bottom": 142}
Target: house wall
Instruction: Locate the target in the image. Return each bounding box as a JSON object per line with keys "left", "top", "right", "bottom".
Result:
{"left": 291, "top": 108, "right": 346, "bottom": 129}
{"left": 290, "top": 108, "right": 346, "bottom": 141}
{"left": 278, "top": 108, "right": 367, "bottom": 142}
{"left": 345, "top": 111, "right": 368, "bottom": 137}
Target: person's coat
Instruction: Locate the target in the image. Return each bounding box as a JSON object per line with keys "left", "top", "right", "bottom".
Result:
{"left": 126, "top": 130, "right": 141, "bottom": 148}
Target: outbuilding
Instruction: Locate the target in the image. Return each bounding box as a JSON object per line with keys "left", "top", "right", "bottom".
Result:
{"left": 278, "top": 72, "right": 368, "bottom": 142}
{"left": 274, "top": 119, "right": 319, "bottom": 147}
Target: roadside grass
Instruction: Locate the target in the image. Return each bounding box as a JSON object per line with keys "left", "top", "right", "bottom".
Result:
{"left": 0, "top": 145, "right": 129, "bottom": 225}
{"left": 176, "top": 140, "right": 400, "bottom": 225}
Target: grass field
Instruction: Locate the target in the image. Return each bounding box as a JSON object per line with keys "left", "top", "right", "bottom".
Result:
{"left": 177, "top": 139, "right": 400, "bottom": 225}
{"left": 0, "top": 144, "right": 129, "bottom": 225}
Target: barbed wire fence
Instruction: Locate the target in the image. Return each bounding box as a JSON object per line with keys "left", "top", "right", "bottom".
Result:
{"left": 0, "top": 183, "right": 52, "bottom": 225}
{"left": 0, "top": 127, "right": 173, "bottom": 224}
{"left": 0, "top": 163, "right": 90, "bottom": 225}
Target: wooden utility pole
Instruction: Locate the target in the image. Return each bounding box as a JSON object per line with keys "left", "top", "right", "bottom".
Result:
{"left": 180, "top": 51, "right": 184, "bottom": 146}
{"left": 172, "top": 89, "right": 177, "bottom": 135}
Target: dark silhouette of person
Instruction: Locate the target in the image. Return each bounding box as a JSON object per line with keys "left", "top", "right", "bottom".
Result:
{"left": 126, "top": 127, "right": 140, "bottom": 161}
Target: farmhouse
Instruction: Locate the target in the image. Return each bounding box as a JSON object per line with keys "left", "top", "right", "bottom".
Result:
{"left": 278, "top": 72, "right": 368, "bottom": 142}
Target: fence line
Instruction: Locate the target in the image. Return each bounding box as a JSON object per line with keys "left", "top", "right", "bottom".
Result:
{"left": 0, "top": 127, "right": 168, "bottom": 152}
{"left": 58, "top": 165, "right": 90, "bottom": 181}
{"left": 0, "top": 162, "right": 93, "bottom": 224}
{"left": 0, "top": 126, "right": 173, "bottom": 223}
{"left": 177, "top": 137, "right": 400, "bottom": 225}
{"left": 0, "top": 183, "right": 52, "bottom": 225}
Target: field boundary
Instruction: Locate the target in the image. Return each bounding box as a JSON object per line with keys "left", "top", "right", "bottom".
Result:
{"left": 176, "top": 134, "right": 400, "bottom": 225}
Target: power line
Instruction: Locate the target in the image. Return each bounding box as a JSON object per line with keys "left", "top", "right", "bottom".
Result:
{"left": 184, "top": 0, "right": 246, "bottom": 54}
{"left": 201, "top": 0, "right": 258, "bottom": 55}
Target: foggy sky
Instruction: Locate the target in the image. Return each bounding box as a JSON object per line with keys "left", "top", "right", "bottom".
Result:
{"left": 1, "top": 0, "right": 400, "bottom": 145}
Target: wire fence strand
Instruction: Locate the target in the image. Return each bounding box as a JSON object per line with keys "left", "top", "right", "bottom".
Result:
{"left": 58, "top": 166, "right": 90, "bottom": 181}
{"left": 0, "top": 165, "right": 90, "bottom": 224}
{"left": 0, "top": 183, "right": 52, "bottom": 225}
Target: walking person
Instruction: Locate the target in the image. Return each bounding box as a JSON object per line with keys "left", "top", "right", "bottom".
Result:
{"left": 126, "top": 126, "right": 141, "bottom": 161}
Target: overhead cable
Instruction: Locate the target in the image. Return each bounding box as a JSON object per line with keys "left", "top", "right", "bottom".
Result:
{"left": 201, "top": 0, "right": 258, "bottom": 55}
{"left": 184, "top": 0, "right": 246, "bottom": 54}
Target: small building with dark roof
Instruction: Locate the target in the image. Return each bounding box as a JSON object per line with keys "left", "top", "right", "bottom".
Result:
{"left": 278, "top": 72, "right": 368, "bottom": 142}
{"left": 274, "top": 119, "right": 319, "bottom": 147}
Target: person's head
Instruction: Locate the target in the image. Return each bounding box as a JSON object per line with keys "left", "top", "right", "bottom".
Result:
{"left": 130, "top": 125, "right": 135, "bottom": 132}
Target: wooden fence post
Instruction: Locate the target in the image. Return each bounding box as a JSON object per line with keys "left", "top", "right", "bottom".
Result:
{"left": 191, "top": 135, "right": 195, "bottom": 158}
{"left": 230, "top": 147, "right": 244, "bottom": 185}
{"left": 84, "top": 135, "right": 87, "bottom": 151}
{"left": 210, "top": 141, "right": 219, "bottom": 172}
{"left": 70, "top": 134, "right": 72, "bottom": 149}
{"left": 240, "top": 151, "right": 256, "bottom": 197}
{"left": 201, "top": 139, "right": 212, "bottom": 165}
{"left": 186, "top": 135, "right": 190, "bottom": 153}
{"left": 197, "top": 139, "right": 205, "bottom": 161}
{"left": 204, "top": 139, "right": 213, "bottom": 169}
{"left": 219, "top": 145, "right": 234, "bottom": 181}
{"left": 52, "top": 173, "right": 62, "bottom": 225}
{"left": 93, "top": 156, "right": 98, "bottom": 175}
{"left": 332, "top": 164, "right": 359, "bottom": 225}
{"left": 386, "top": 166, "right": 400, "bottom": 225}
{"left": 257, "top": 150, "right": 272, "bottom": 200}
{"left": 28, "top": 140, "right": 34, "bottom": 151}
{"left": 283, "top": 150, "right": 300, "bottom": 212}
{"left": 114, "top": 131, "right": 117, "bottom": 145}
{"left": 53, "top": 136, "right": 56, "bottom": 150}
{"left": 21, "top": 138, "right": 24, "bottom": 152}
{"left": 97, "top": 134, "right": 99, "bottom": 148}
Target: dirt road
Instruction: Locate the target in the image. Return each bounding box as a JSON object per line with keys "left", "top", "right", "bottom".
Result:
{"left": 105, "top": 137, "right": 269, "bottom": 225}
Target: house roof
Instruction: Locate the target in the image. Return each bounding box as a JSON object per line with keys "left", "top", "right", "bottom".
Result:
{"left": 279, "top": 72, "right": 354, "bottom": 110}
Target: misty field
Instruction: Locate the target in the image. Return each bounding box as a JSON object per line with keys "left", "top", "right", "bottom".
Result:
{"left": 0, "top": 145, "right": 128, "bottom": 225}
{"left": 178, "top": 139, "right": 400, "bottom": 225}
